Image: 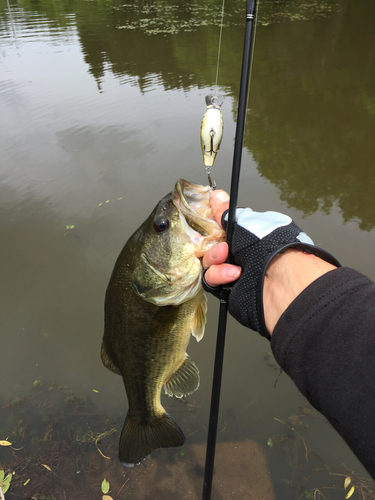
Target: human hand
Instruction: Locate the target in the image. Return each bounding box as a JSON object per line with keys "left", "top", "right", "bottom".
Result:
{"left": 202, "top": 191, "right": 242, "bottom": 288}
{"left": 202, "top": 191, "right": 340, "bottom": 339}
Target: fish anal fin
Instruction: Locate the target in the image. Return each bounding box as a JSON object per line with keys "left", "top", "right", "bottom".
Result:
{"left": 164, "top": 356, "right": 200, "bottom": 398}
{"left": 100, "top": 341, "right": 121, "bottom": 375}
{"left": 191, "top": 293, "right": 207, "bottom": 342}
{"left": 119, "top": 411, "right": 184, "bottom": 467}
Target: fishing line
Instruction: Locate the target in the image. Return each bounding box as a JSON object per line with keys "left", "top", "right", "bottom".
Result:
{"left": 199, "top": 0, "right": 225, "bottom": 189}
{"left": 215, "top": 0, "right": 225, "bottom": 90}
{"left": 202, "top": 2, "right": 259, "bottom": 499}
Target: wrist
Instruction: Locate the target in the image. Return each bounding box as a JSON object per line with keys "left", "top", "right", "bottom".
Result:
{"left": 263, "top": 248, "right": 337, "bottom": 336}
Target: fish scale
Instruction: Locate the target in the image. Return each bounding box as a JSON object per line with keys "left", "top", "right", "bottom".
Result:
{"left": 101, "top": 179, "right": 225, "bottom": 466}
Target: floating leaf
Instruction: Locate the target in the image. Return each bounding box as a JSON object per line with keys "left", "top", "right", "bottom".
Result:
{"left": 92, "top": 389, "right": 99, "bottom": 393}
{"left": 101, "top": 478, "right": 110, "bottom": 494}
{"left": 2, "top": 485, "right": 10, "bottom": 494}
{"left": 344, "top": 477, "right": 352, "bottom": 489}
{"left": 24, "top": 478, "right": 30, "bottom": 485}
{"left": 0, "top": 440, "right": 12, "bottom": 446}
{"left": 102, "top": 496, "right": 113, "bottom": 500}
{"left": 2, "top": 475, "right": 12, "bottom": 486}
{"left": 41, "top": 464, "right": 52, "bottom": 472}
{"left": 0, "top": 471, "right": 4, "bottom": 482}
{"left": 1, "top": 473, "right": 13, "bottom": 494}
{"left": 346, "top": 485, "right": 355, "bottom": 499}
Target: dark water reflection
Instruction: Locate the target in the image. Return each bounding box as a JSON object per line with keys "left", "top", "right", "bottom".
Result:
{"left": 1, "top": 0, "right": 375, "bottom": 498}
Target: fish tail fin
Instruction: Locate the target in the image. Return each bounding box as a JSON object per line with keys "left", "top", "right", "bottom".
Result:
{"left": 119, "top": 411, "right": 185, "bottom": 467}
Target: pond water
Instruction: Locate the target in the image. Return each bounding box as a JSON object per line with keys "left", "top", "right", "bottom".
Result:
{"left": 1, "top": 0, "right": 375, "bottom": 498}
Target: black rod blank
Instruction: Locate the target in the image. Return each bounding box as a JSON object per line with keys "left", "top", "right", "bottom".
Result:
{"left": 227, "top": 0, "right": 257, "bottom": 254}
{"left": 202, "top": 1, "right": 258, "bottom": 499}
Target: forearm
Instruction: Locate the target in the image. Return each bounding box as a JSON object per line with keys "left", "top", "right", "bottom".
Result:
{"left": 271, "top": 267, "right": 375, "bottom": 479}
{"left": 203, "top": 191, "right": 375, "bottom": 477}
{"left": 263, "top": 249, "right": 337, "bottom": 336}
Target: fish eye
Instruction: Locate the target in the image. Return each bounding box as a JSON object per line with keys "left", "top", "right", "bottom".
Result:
{"left": 154, "top": 217, "right": 170, "bottom": 233}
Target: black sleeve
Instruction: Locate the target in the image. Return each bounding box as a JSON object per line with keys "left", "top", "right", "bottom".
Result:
{"left": 271, "top": 267, "right": 375, "bottom": 479}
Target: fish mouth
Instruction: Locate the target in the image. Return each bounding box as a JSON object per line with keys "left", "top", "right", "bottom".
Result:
{"left": 174, "top": 179, "right": 225, "bottom": 255}
{"left": 175, "top": 179, "right": 214, "bottom": 232}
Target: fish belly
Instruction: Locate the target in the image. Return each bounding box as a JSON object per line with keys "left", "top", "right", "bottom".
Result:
{"left": 116, "top": 294, "right": 203, "bottom": 466}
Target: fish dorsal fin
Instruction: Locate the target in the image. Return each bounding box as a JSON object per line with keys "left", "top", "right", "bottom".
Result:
{"left": 164, "top": 356, "right": 200, "bottom": 398}
{"left": 191, "top": 293, "right": 207, "bottom": 342}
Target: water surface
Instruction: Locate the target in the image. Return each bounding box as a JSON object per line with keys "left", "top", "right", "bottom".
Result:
{"left": 1, "top": 0, "right": 375, "bottom": 498}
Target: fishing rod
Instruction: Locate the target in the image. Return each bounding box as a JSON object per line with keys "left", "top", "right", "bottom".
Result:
{"left": 202, "top": 1, "right": 258, "bottom": 499}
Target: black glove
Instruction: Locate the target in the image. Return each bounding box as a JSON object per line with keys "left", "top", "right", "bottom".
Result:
{"left": 203, "top": 208, "right": 341, "bottom": 339}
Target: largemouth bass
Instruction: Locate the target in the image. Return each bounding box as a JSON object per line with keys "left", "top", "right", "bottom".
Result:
{"left": 101, "top": 179, "right": 225, "bottom": 467}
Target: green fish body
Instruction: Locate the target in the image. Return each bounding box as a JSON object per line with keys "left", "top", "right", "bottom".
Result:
{"left": 101, "top": 179, "right": 225, "bottom": 466}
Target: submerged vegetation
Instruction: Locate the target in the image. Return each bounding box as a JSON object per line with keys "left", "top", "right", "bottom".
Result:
{"left": 0, "top": 381, "right": 201, "bottom": 499}
{"left": 1, "top": 375, "right": 374, "bottom": 499}
{"left": 0, "top": 381, "right": 120, "bottom": 498}
{"left": 266, "top": 402, "right": 375, "bottom": 500}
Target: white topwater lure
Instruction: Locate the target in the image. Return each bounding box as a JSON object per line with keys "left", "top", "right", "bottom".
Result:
{"left": 200, "top": 94, "right": 224, "bottom": 188}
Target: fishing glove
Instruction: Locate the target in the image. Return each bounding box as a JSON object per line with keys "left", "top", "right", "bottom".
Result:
{"left": 202, "top": 208, "right": 341, "bottom": 340}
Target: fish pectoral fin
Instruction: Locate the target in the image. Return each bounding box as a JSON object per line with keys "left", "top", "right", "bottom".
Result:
{"left": 100, "top": 341, "right": 121, "bottom": 375}
{"left": 151, "top": 305, "right": 181, "bottom": 338}
{"left": 191, "top": 293, "right": 207, "bottom": 342}
{"left": 119, "top": 411, "right": 184, "bottom": 467}
{"left": 164, "top": 356, "right": 200, "bottom": 398}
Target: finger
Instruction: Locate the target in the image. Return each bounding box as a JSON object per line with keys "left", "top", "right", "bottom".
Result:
{"left": 205, "top": 264, "right": 242, "bottom": 287}
{"left": 210, "top": 190, "right": 230, "bottom": 227}
{"left": 202, "top": 241, "right": 229, "bottom": 269}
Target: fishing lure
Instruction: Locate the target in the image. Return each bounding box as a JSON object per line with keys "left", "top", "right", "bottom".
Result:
{"left": 200, "top": 94, "right": 224, "bottom": 188}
